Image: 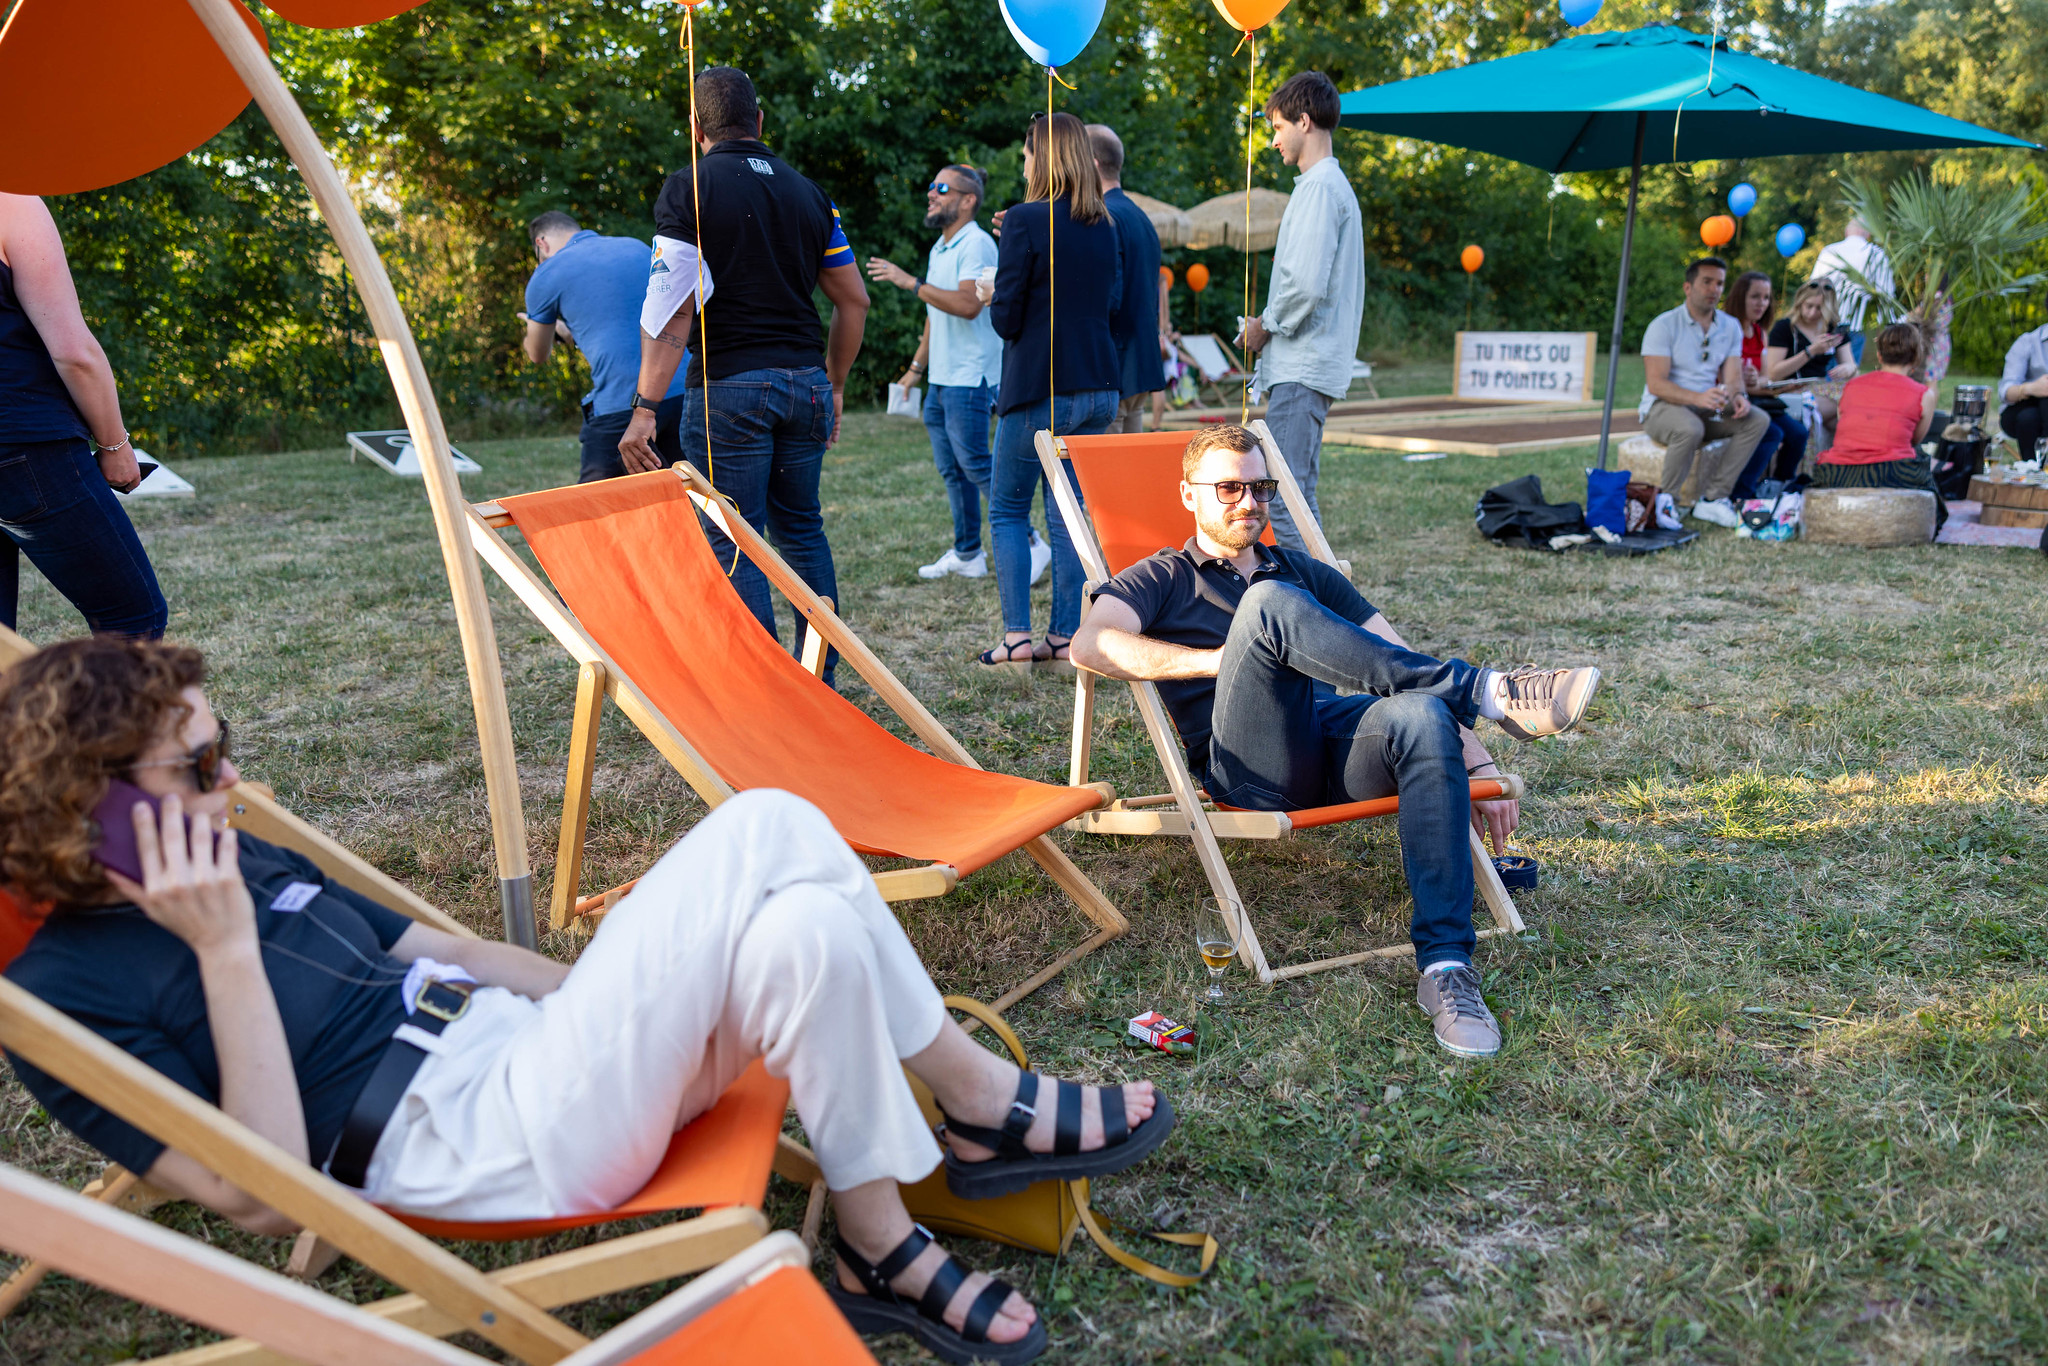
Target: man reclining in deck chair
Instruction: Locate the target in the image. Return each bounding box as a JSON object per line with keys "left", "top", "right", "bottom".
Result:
{"left": 0, "top": 638, "right": 1178, "bottom": 1366}
{"left": 1069, "top": 425, "right": 1601, "bottom": 1059}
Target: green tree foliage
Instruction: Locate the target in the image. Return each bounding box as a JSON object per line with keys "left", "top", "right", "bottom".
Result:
{"left": 42, "top": 0, "right": 2042, "bottom": 455}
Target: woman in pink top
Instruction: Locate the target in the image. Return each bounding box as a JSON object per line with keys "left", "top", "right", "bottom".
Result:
{"left": 1814, "top": 323, "right": 1944, "bottom": 531}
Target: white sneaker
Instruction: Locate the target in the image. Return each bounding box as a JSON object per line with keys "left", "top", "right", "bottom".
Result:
{"left": 1028, "top": 530, "right": 1052, "bottom": 585}
{"left": 1690, "top": 498, "right": 1742, "bottom": 529}
{"left": 918, "top": 548, "right": 988, "bottom": 580}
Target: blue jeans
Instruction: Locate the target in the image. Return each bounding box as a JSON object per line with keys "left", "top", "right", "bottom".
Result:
{"left": 1204, "top": 580, "right": 1486, "bottom": 966}
{"left": 922, "top": 383, "right": 994, "bottom": 556}
{"left": 580, "top": 394, "right": 684, "bottom": 484}
{"left": 990, "top": 389, "right": 1118, "bottom": 638}
{"left": 682, "top": 366, "right": 839, "bottom": 684}
{"left": 1260, "top": 382, "right": 1333, "bottom": 551}
{"left": 0, "top": 438, "right": 167, "bottom": 638}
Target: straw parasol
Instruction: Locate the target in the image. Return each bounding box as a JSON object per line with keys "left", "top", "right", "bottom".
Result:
{"left": 1121, "top": 191, "right": 1193, "bottom": 247}
{"left": 1184, "top": 188, "right": 1290, "bottom": 252}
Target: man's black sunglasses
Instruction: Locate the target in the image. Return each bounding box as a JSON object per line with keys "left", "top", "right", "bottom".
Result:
{"left": 128, "top": 719, "right": 233, "bottom": 794}
{"left": 1189, "top": 479, "right": 1279, "bottom": 504}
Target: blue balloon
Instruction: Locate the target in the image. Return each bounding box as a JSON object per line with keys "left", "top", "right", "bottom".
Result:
{"left": 1728, "top": 182, "right": 1757, "bottom": 218}
{"left": 998, "top": 0, "right": 1105, "bottom": 68}
{"left": 1560, "top": 0, "right": 1603, "bottom": 26}
{"left": 1775, "top": 222, "right": 1806, "bottom": 258}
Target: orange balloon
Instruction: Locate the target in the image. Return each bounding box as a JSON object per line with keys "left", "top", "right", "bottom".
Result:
{"left": 1186, "top": 263, "right": 1211, "bottom": 293}
{"left": 1210, "top": 0, "right": 1291, "bottom": 31}
{"left": 1460, "top": 245, "right": 1484, "bottom": 274}
{"left": 1700, "top": 215, "right": 1736, "bottom": 247}
{"left": 1160, "top": 265, "right": 1174, "bottom": 287}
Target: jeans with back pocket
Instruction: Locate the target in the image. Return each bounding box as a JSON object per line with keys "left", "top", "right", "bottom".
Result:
{"left": 0, "top": 437, "right": 167, "bottom": 638}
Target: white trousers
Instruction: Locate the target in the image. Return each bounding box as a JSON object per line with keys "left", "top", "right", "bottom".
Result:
{"left": 362, "top": 789, "right": 948, "bottom": 1220}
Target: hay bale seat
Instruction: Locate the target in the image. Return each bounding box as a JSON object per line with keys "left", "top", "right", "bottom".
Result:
{"left": 1615, "top": 433, "right": 1729, "bottom": 505}
{"left": 1802, "top": 487, "right": 1936, "bottom": 547}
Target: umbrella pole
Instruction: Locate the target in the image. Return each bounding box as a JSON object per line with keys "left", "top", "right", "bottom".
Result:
{"left": 1595, "top": 112, "right": 1647, "bottom": 472}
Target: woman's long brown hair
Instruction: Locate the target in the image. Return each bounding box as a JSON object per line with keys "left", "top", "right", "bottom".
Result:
{"left": 1025, "top": 112, "right": 1106, "bottom": 226}
{"left": 1721, "top": 270, "right": 1775, "bottom": 337}
{"left": 0, "top": 637, "right": 204, "bottom": 906}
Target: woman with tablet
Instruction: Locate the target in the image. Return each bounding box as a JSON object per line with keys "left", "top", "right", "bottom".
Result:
{"left": 1766, "top": 282, "right": 1859, "bottom": 444}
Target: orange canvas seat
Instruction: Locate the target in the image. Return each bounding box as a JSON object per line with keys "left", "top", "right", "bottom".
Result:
{"left": 467, "top": 467, "right": 1127, "bottom": 1010}
{"left": 625, "top": 1264, "right": 874, "bottom": 1365}
{"left": 1035, "top": 422, "right": 1530, "bottom": 984}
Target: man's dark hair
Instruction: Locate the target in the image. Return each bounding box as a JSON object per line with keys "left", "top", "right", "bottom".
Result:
{"left": 1685, "top": 256, "right": 1728, "bottom": 284}
{"left": 1086, "top": 124, "right": 1124, "bottom": 176}
{"left": 527, "top": 211, "right": 579, "bottom": 242}
{"left": 942, "top": 164, "right": 985, "bottom": 206}
{"left": 1265, "top": 72, "right": 1340, "bottom": 131}
{"left": 1181, "top": 424, "right": 1264, "bottom": 479}
{"left": 696, "top": 66, "right": 761, "bottom": 144}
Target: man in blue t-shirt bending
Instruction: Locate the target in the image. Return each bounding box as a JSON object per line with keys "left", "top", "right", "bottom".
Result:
{"left": 520, "top": 211, "right": 690, "bottom": 484}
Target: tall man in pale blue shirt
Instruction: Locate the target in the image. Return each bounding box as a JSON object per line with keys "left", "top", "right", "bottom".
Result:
{"left": 520, "top": 212, "right": 690, "bottom": 483}
{"left": 1239, "top": 71, "right": 1365, "bottom": 551}
{"left": 868, "top": 166, "right": 1048, "bottom": 582}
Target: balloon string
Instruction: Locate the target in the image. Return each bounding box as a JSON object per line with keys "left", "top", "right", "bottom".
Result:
{"left": 1242, "top": 28, "right": 1255, "bottom": 423}
{"left": 1671, "top": 1, "right": 1719, "bottom": 173}
{"left": 682, "top": 7, "right": 737, "bottom": 577}
{"left": 1047, "top": 65, "right": 1055, "bottom": 439}
{"left": 1050, "top": 66, "right": 1077, "bottom": 91}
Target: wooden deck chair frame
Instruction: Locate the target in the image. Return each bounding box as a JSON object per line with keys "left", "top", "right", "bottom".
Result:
{"left": 464, "top": 463, "right": 1127, "bottom": 1014}
{"left": 0, "top": 1166, "right": 872, "bottom": 1366}
{"left": 1034, "top": 421, "right": 1529, "bottom": 984}
{"left": 1177, "top": 333, "right": 1254, "bottom": 409}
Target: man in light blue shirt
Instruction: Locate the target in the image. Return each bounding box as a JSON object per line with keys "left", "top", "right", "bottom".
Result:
{"left": 1637, "top": 256, "right": 1770, "bottom": 528}
{"left": 1239, "top": 71, "right": 1365, "bottom": 552}
{"left": 868, "top": 166, "right": 1048, "bottom": 582}
{"left": 520, "top": 212, "right": 689, "bottom": 483}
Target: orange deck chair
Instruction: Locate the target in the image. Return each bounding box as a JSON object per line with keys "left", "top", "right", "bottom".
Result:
{"left": 464, "top": 466, "right": 1126, "bottom": 1011}
{"left": 0, "top": 1167, "right": 877, "bottom": 1366}
{"left": 0, "top": 626, "right": 826, "bottom": 1363}
{"left": 1033, "top": 422, "right": 1529, "bottom": 985}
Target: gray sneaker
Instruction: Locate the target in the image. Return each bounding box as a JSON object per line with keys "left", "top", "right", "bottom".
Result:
{"left": 1494, "top": 665, "right": 1600, "bottom": 741}
{"left": 1417, "top": 964, "right": 1501, "bottom": 1057}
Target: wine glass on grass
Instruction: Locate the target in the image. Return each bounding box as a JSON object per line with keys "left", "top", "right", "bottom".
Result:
{"left": 1196, "top": 896, "right": 1239, "bottom": 1001}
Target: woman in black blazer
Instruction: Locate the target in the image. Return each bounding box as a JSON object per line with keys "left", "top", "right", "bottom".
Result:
{"left": 977, "top": 112, "right": 1121, "bottom": 671}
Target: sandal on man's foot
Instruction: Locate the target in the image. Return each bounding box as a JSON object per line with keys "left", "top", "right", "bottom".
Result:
{"left": 1034, "top": 636, "right": 1076, "bottom": 676}
{"left": 977, "top": 638, "right": 1036, "bottom": 675}
{"left": 827, "top": 1227, "right": 1046, "bottom": 1365}
{"left": 940, "top": 1072, "right": 1177, "bottom": 1200}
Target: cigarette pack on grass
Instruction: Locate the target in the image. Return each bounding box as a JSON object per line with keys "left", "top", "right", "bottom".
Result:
{"left": 1128, "top": 1010, "right": 1196, "bottom": 1054}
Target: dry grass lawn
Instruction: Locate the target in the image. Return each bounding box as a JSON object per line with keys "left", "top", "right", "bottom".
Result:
{"left": 2, "top": 405, "right": 2045, "bottom": 1365}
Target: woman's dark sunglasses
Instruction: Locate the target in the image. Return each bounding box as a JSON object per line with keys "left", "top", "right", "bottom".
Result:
{"left": 1189, "top": 479, "right": 1279, "bottom": 504}
{"left": 128, "top": 719, "right": 232, "bottom": 793}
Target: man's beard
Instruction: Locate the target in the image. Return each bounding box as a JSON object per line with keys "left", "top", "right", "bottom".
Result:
{"left": 923, "top": 203, "right": 962, "bottom": 232}
{"left": 1199, "top": 504, "right": 1265, "bottom": 550}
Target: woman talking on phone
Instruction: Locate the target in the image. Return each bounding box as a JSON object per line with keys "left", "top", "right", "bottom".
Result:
{"left": 0, "top": 638, "right": 1177, "bottom": 1365}
{"left": 0, "top": 193, "right": 166, "bottom": 639}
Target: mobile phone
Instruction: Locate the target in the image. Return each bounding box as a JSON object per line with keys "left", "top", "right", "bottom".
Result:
{"left": 90, "top": 778, "right": 162, "bottom": 883}
{"left": 134, "top": 460, "right": 159, "bottom": 483}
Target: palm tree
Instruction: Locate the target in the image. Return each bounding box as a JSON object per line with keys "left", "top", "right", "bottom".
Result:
{"left": 1835, "top": 172, "right": 2048, "bottom": 326}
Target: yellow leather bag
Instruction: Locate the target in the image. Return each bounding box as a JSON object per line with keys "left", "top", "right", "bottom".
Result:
{"left": 899, "top": 997, "right": 1217, "bottom": 1287}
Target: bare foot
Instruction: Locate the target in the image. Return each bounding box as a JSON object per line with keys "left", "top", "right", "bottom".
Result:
{"left": 834, "top": 1237, "right": 1038, "bottom": 1344}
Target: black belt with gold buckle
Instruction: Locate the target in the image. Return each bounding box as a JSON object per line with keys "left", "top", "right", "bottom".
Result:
{"left": 325, "top": 978, "right": 474, "bottom": 1189}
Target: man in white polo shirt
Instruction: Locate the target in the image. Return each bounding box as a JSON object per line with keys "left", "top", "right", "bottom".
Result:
{"left": 1638, "top": 256, "right": 1770, "bottom": 528}
{"left": 867, "top": 166, "right": 1049, "bottom": 583}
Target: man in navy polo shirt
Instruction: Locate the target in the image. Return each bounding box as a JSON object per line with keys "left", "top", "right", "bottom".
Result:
{"left": 621, "top": 66, "right": 869, "bottom": 686}
{"left": 520, "top": 212, "right": 689, "bottom": 483}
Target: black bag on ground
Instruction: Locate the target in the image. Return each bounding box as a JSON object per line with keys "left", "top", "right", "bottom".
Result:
{"left": 1475, "top": 474, "right": 1587, "bottom": 549}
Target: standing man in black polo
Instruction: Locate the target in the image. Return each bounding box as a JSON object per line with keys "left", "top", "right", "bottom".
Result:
{"left": 622, "top": 66, "right": 869, "bottom": 685}
{"left": 1087, "top": 124, "right": 1165, "bottom": 433}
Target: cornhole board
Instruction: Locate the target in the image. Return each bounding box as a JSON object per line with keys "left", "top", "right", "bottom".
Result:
{"left": 112, "top": 449, "right": 195, "bottom": 499}
{"left": 1322, "top": 409, "right": 1644, "bottom": 457}
{"left": 347, "top": 430, "right": 482, "bottom": 477}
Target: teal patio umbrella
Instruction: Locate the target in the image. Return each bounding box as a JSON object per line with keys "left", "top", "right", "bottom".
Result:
{"left": 1338, "top": 26, "right": 2039, "bottom": 467}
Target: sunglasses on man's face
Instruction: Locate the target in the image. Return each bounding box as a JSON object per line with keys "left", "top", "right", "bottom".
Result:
{"left": 129, "top": 719, "right": 233, "bottom": 794}
{"left": 1190, "top": 478, "right": 1279, "bottom": 505}
{"left": 928, "top": 182, "right": 960, "bottom": 194}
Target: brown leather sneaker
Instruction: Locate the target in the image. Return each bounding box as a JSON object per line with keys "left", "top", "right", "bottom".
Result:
{"left": 1494, "top": 665, "right": 1600, "bottom": 741}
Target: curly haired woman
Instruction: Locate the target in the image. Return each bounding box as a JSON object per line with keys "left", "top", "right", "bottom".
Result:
{"left": 0, "top": 637, "right": 1179, "bottom": 1365}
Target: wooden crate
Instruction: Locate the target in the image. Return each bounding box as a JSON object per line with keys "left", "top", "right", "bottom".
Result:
{"left": 1982, "top": 505, "right": 2048, "bottom": 529}
{"left": 1967, "top": 474, "right": 2048, "bottom": 510}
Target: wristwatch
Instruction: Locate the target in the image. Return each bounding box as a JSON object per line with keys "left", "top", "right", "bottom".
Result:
{"left": 910, "top": 277, "right": 926, "bottom": 294}
{"left": 630, "top": 393, "right": 662, "bottom": 413}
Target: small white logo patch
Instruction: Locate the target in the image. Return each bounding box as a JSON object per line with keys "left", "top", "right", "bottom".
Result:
{"left": 270, "top": 881, "right": 321, "bottom": 913}
{"left": 747, "top": 157, "right": 774, "bottom": 175}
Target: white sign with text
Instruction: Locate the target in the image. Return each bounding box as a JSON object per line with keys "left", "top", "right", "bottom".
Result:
{"left": 1453, "top": 331, "right": 1595, "bottom": 403}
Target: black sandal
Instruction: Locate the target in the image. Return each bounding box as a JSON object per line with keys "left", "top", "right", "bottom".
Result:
{"left": 977, "top": 638, "right": 1035, "bottom": 674}
{"left": 1034, "top": 635, "right": 1076, "bottom": 676}
{"left": 940, "top": 1072, "right": 1177, "bottom": 1201}
{"left": 827, "top": 1225, "right": 1046, "bottom": 1365}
